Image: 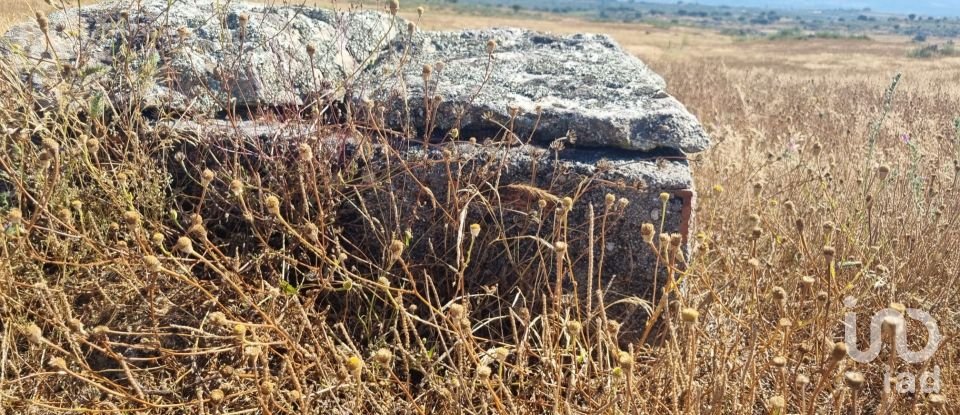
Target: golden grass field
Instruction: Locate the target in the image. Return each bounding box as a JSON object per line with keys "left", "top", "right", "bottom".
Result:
{"left": 2, "top": 0, "right": 960, "bottom": 413}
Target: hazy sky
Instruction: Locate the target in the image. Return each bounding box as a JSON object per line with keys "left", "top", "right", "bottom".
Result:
{"left": 646, "top": 1, "right": 960, "bottom": 17}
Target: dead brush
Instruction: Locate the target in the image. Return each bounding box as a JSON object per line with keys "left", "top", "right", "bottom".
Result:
{"left": 0, "top": 1, "right": 959, "bottom": 414}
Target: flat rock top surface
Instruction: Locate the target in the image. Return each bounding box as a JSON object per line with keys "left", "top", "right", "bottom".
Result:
{"left": 1, "top": 0, "right": 710, "bottom": 153}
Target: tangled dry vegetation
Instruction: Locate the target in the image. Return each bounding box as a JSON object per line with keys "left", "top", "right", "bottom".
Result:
{"left": 1, "top": 1, "right": 959, "bottom": 414}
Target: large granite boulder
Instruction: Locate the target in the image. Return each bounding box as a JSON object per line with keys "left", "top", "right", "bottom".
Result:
{"left": 1, "top": 0, "right": 708, "bottom": 335}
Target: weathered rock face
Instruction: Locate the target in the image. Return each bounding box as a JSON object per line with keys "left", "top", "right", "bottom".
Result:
{"left": 2, "top": 0, "right": 708, "bottom": 335}
{"left": 167, "top": 119, "right": 693, "bottom": 338}
{"left": 1, "top": 0, "right": 402, "bottom": 113}
{"left": 1, "top": 0, "right": 708, "bottom": 154}
{"left": 361, "top": 28, "right": 710, "bottom": 153}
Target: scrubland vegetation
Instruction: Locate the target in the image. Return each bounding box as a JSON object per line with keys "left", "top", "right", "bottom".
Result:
{"left": 1, "top": 1, "right": 959, "bottom": 414}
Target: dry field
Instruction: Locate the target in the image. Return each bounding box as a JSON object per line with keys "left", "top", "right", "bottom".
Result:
{"left": 1, "top": 1, "right": 959, "bottom": 414}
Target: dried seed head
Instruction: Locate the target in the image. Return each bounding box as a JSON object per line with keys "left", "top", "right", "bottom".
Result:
{"left": 618, "top": 197, "right": 629, "bottom": 209}
{"left": 751, "top": 226, "right": 763, "bottom": 240}
{"left": 796, "top": 374, "right": 810, "bottom": 386}
{"left": 554, "top": 241, "right": 568, "bottom": 253}
{"left": 24, "top": 323, "right": 43, "bottom": 345}
{"left": 177, "top": 26, "right": 192, "bottom": 39}
{"left": 422, "top": 64, "right": 432, "bottom": 80}
{"left": 7, "top": 208, "right": 22, "bottom": 224}
{"left": 928, "top": 394, "right": 947, "bottom": 407}
{"left": 209, "top": 312, "right": 228, "bottom": 326}
{"left": 122, "top": 210, "right": 141, "bottom": 226}
{"left": 144, "top": 255, "right": 161, "bottom": 272}
{"left": 374, "top": 348, "right": 393, "bottom": 365}
{"left": 230, "top": 179, "right": 244, "bottom": 197}
{"left": 605, "top": 193, "right": 616, "bottom": 208}
{"left": 49, "top": 356, "right": 67, "bottom": 370}
{"left": 778, "top": 318, "right": 793, "bottom": 329}
{"left": 416, "top": 6, "right": 424, "bottom": 17}
{"left": 477, "top": 364, "right": 492, "bottom": 379}
{"left": 389, "top": 239, "right": 404, "bottom": 258}
{"left": 305, "top": 223, "right": 320, "bottom": 243}
{"left": 767, "top": 395, "right": 786, "bottom": 410}
{"left": 680, "top": 308, "right": 699, "bottom": 323}
{"left": 42, "top": 137, "right": 59, "bottom": 154}
{"left": 264, "top": 195, "right": 281, "bottom": 216}
{"left": 822, "top": 245, "right": 836, "bottom": 260}
{"left": 67, "top": 318, "right": 84, "bottom": 333}
{"left": 493, "top": 347, "right": 510, "bottom": 362}
{"left": 448, "top": 303, "right": 465, "bottom": 319}
{"left": 85, "top": 137, "right": 100, "bottom": 153}
{"left": 486, "top": 38, "right": 496, "bottom": 54}
{"left": 201, "top": 169, "right": 215, "bottom": 186}
{"left": 784, "top": 200, "right": 796, "bottom": 214}
{"left": 209, "top": 388, "right": 225, "bottom": 402}
{"left": 670, "top": 233, "right": 683, "bottom": 247}
{"left": 823, "top": 221, "right": 835, "bottom": 233}
{"left": 844, "top": 371, "right": 865, "bottom": 390}
{"left": 237, "top": 13, "right": 249, "bottom": 25}
{"left": 811, "top": 142, "right": 822, "bottom": 156}
{"left": 659, "top": 192, "right": 670, "bottom": 203}
{"left": 35, "top": 12, "right": 48, "bottom": 32}
{"left": 800, "top": 275, "right": 815, "bottom": 289}
{"left": 407, "top": 21, "right": 416, "bottom": 34}
{"left": 565, "top": 320, "right": 582, "bottom": 337}
{"left": 617, "top": 350, "right": 634, "bottom": 370}
{"left": 151, "top": 232, "right": 164, "bottom": 246}
{"left": 816, "top": 291, "right": 829, "bottom": 302}
{"left": 641, "top": 223, "right": 656, "bottom": 244}
{"left": 174, "top": 236, "right": 193, "bottom": 254}
{"left": 243, "top": 345, "right": 261, "bottom": 358}
{"left": 606, "top": 320, "right": 621, "bottom": 336}
{"left": 830, "top": 342, "right": 848, "bottom": 361}
{"left": 561, "top": 196, "right": 574, "bottom": 211}
{"left": 771, "top": 356, "right": 787, "bottom": 367}
{"left": 388, "top": 0, "right": 399, "bottom": 15}
{"left": 298, "top": 143, "right": 313, "bottom": 161}
{"left": 771, "top": 286, "right": 787, "bottom": 301}
{"left": 469, "top": 223, "right": 481, "bottom": 238}
{"left": 877, "top": 164, "right": 890, "bottom": 179}
{"left": 659, "top": 233, "right": 671, "bottom": 248}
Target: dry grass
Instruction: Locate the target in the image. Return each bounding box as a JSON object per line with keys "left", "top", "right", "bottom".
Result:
{"left": 1, "top": 1, "right": 959, "bottom": 414}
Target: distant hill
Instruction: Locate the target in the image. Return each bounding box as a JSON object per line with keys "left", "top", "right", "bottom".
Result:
{"left": 639, "top": 1, "right": 960, "bottom": 17}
